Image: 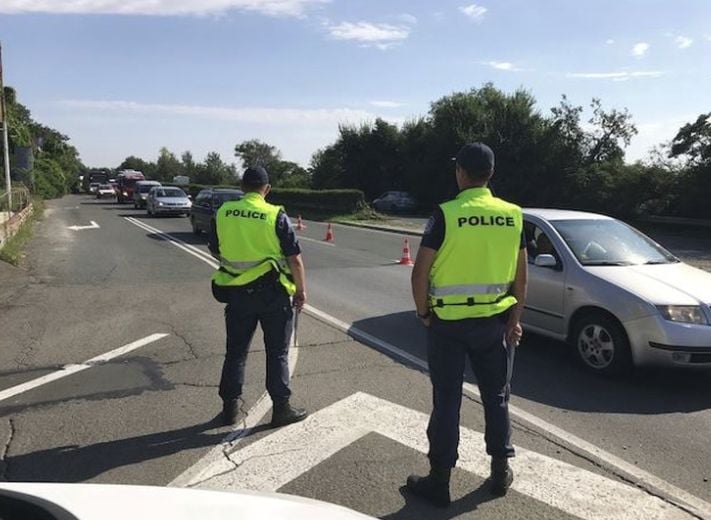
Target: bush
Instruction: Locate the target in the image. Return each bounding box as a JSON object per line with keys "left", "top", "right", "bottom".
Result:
{"left": 32, "top": 158, "right": 67, "bottom": 199}
{"left": 267, "top": 188, "right": 366, "bottom": 213}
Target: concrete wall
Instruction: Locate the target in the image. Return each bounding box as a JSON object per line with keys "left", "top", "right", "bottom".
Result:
{"left": 0, "top": 203, "right": 34, "bottom": 250}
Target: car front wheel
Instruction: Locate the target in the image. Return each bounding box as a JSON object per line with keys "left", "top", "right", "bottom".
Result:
{"left": 571, "top": 312, "right": 632, "bottom": 376}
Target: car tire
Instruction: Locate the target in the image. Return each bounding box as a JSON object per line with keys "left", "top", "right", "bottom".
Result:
{"left": 191, "top": 217, "right": 201, "bottom": 235}
{"left": 147, "top": 207, "right": 153, "bottom": 216}
{"left": 571, "top": 312, "right": 632, "bottom": 377}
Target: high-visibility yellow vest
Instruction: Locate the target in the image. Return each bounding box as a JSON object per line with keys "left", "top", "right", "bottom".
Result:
{"left": 429, "top": 187, "right": 522, "bottom": 320}
{"left": 212, "top": 192, "right": 296, "bottom": 295}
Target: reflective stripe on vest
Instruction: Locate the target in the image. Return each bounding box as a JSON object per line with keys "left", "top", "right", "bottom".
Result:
{"left": 429, "top": 282, "right": 512, "bottom": 298}
{"left": 429, "top": 187, "right": 522, "bottom": 320}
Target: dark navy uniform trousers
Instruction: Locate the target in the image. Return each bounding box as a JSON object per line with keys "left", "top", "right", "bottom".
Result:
{"left": 427, "top": 311, "right": 516, "bottom": 469}
{"left": 218, "top": 281, "right": 293, "bottom": 404}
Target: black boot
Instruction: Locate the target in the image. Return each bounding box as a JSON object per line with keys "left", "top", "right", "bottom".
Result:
{"left": 489, "top": 457, "right": 514, "bottom": 497}
{"left": 406, "top": 467, "right": 451, "bottom": 508}
{"left": 271, "top": 401, "right": 308, "bottom": 427}
{"left": 222, "top": 399, "right": 240, "bottom": 426}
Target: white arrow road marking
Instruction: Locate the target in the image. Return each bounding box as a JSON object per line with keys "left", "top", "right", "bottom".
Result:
{"left": 67, "top": 220, "right": 100, "bottom": 231}
{"left": 191, "top": 392, "right": 690, "bottom": 520}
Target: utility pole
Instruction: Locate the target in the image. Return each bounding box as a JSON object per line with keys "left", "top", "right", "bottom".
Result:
{"left": 0, "top": 42, "right": 12, "bottom": 212}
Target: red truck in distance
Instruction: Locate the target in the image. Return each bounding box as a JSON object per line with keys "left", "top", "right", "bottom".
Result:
{"left": 115, "top": 170, "right": 146, "bottom": 204}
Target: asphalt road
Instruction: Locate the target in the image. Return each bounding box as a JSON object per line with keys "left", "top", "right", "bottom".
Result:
{"left": 1, "top": 194, "right": 710, "bottom": 519}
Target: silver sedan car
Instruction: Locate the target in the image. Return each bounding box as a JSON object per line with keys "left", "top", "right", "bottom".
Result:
{"left": 146, "top": 186, "right": 192, "bottom": 216}
{"left": 522, "top": 209, "right": 711, "bottom": 375}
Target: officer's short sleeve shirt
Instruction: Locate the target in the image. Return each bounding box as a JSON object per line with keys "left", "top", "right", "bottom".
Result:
{"left": 421, "top": 207, "right": 526, "bottom": 251}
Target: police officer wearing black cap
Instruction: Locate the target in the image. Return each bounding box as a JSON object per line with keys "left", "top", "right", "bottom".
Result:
{"left": 209, "top": 166, "right": 308, "bottom": 428}
{"left": 407, "top": 143, "right": 528, "bottom": 507}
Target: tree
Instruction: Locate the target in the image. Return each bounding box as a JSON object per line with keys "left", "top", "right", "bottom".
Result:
{"left": 234, "top": 139, "right": 305, "bottom": 187}
{"left": 584, "top": 98, "right": 637, "bottom": 165}
{"left": 194, "top": 152, "right": 236, "bottom": 185}
{"left": 669, "top": 113, "right": 711, "bottom": 167}
{"left": 181, "top": 151, "right": 196, "bottom": 180}
{"left": 154, "top": 147, "right": 182, "bottom": 182}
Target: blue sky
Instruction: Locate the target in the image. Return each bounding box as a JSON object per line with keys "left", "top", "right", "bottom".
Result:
{"left": 1, "top": 0, "right": 710, "bottom": 169}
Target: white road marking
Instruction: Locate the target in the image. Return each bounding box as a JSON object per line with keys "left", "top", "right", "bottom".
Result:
{"left": 170, "top": 325, "right": 300, "bottom": 488}
{"left": 192, "top": 392, "right": 690, "bottom": 520}
{"left": 0, "top": 333, "right": 169, "bottom": 403}
{"left": 129, "top": 218, "right": 711, "bottom": 518}
{"left": 67, "top": 220, "right": 100, "bottom": 231}
{"left": 124, "top": 217, "right": 219, "bottom": 269}
{"left": 303, "top": 306, "right": 711, "bottom": 519}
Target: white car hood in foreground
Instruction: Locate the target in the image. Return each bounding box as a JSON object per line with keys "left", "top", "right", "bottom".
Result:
{"left": 587, "top": 262, "right": 711, "bottom": 306}
{"left": 0, "top": 483, "right": 375, "bottom": 520}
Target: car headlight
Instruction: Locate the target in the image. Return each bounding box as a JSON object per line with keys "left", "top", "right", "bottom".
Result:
{"left": 158, "top": 201, "right": 164, "bottom": 207}
{"left": 656, "top": 305, "right": 708, "bottom": 325}
{"left": 123, "top": 191, "right": 128, "bottom": 196}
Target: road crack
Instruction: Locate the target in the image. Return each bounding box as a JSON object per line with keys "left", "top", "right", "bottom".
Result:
{"left": 0, "top": 419, "right": 16, "bottom": 481}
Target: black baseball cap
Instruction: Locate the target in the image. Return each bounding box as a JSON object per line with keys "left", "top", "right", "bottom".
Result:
{"left": 453, "top": 143, "right": 495, "bottom": 175}
{"left": 242, "top": 166, "right": 269, "bottom": 185}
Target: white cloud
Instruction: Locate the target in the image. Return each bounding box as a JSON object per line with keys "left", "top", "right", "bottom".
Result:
{"left": 675, "top": 35, "right": 693, "bottom": 49}
{"left": 566, "top": 70, "right": 666, "bottom": 80}
{"left": 483, "top": 61, "right": 522, "bottom": 71}
{"left": 0, "top": 0, "right": 329, "bottom": 17}
{"left": 396, "top": 13, "right": 418, "bottom": 25}
{"left": 369, "top": 100, "right": 403, "bottom": 108}
{"left": 326, "top": 21, "right": 410, "bottom": 49}
{"left": 706, "top": 35, "right": 711, "bottom": 42}
{"left": 59, "top": 99, "right": 388, "bottom": 125}
{"left": 606, "top": 39, "right": 615, "bottom": 45}
{"left": 632, "top": 42, "right": 650, "bottom": 57}
{"left": 459, "top": 4, "right": 487, "bottom": 21}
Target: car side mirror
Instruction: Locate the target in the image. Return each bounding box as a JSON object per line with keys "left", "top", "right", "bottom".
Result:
{"left": 534, "top": 254, "right": 558, "bottom": 268}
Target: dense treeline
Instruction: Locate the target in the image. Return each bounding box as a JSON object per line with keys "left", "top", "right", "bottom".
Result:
{"left": 308, "top": 84, "right": 710, "bottom": 219}
{"left": 3, "top": 86, "right": 84, "bottom": 199}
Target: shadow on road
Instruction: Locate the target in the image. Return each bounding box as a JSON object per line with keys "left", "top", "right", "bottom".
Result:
{"left": 351, "top": 311, "right": 711, "bottom": 415}
{"left": 145, "top": 231, "right": 207, "bottom": 247}
{"left": 383, "top": 483, "right": 495, "bottom": 520}
{"left": 5, "top": 418, "right": 224, "bottom": 482}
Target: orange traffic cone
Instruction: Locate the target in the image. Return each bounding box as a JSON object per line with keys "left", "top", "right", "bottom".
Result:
{"left": 399, "top": 238, "right": 414, "bottom": 265}
{"left": 324, "top": 223, "right": 335, "bottom": 242}
{"left": 296, "top": 215, "right": 305, "bottom": 231}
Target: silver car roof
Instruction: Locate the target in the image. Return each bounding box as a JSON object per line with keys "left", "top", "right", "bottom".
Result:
{"left": 523, "top": 208, "right": 615, "bottom": 221}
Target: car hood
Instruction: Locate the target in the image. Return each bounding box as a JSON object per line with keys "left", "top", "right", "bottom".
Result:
{"left": 0, "top": 483, "right": 375, "bottom": 520}
{"left": 586, "top": 262, "right": 711, "bottom": 305}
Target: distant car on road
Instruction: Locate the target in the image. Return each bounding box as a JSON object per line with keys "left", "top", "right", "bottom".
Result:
{"left": 96, "top": 184, "right": 116, "bottom": 199}
{"left": 190, "top": 187, "right": 244, "bottom": 235}
{"left": 372, "top": 191, "right": 417, "bottom": 213}
{"left": 134, "top": 180, "right": 162, "bottom": 209}
{"left": 522, "top": 209, "right": 711, "bottom": 375}
{"left": 146, "top": 186, "right": 191, "bottom": 217}
{"left": 88, "top": 182, "right": 100, "bottom": 194}
{"left": 116, "top": 170, "right": 146, "bottom": 204}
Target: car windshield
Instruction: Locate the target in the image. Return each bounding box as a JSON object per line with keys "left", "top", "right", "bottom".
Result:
{"left": 155, "top": 188, "right": 186, "bottom": 198}
{"left": 552, "top": 219, "right": 679, "bottom": 266}
{"left": 138, "top": 184, "right": 157, "bottom": 193}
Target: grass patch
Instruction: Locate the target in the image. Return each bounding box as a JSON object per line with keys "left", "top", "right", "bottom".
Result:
{"left": 0, "top": 199, "right": 44, "bottom": 266}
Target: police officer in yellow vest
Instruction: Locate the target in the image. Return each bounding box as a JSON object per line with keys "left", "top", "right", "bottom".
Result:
{"left": 209, "top": 166, "right": 308, "bottom": 428}
{"left": 407, "top": 143, "right": 528, "bottom": 507}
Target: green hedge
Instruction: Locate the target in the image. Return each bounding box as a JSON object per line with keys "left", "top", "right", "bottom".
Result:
{"left": 33, "top": 158, "right": 67, "bottom": 199}
{"left": 267, "top": 188, "right": 365, "bottom": 213}
{"left": 172, "top": 184, "right": 366, "bottom": 213}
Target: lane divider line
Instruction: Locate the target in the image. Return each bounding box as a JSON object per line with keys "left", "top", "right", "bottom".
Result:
{"left": 297, "top": 235, "right": 336, "bottom": 247}
{"left": 0, "top": 333, "right": 170, "bottom": 404}
{"left": 126, "top": 216, "right": 711, "bottom": 518}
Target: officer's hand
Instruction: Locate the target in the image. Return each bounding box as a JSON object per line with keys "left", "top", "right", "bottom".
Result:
{"left": 506, "top": 321, "right": 523, "bottom": 347}
{"left": 293, "top": 290, "right": 306, "bottom": 312}
{"left": 420, "top": 315, "right": 432, "bottom": 328}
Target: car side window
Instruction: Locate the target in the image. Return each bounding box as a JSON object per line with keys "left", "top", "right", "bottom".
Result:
{"left": 525, "top": 223, "right": 560, "bottom": 265}
{"left": 195, "top": 192, "right": 209, "bottom": 206}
